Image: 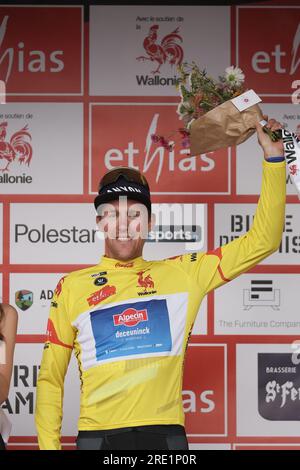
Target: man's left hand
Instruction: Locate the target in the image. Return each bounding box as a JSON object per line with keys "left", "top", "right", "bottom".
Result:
{"left": 255, "top": 117, "right": 284, "bottom": 160}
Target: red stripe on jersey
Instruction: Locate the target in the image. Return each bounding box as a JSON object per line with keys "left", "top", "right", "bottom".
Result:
{"left": 206, "top": 246, "right": 230, "bottom": 283}
{"left": 46, "top": 319, "right": 73, "bottom": 349}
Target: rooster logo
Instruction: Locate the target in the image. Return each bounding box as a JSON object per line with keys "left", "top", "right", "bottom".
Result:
{"left": 137, "top": 270, "right": 155, "bottom": 292}
{"left": 0, "top": 121, "right": 33, "bottom": 172}
{"left": 136, "top": 24, "right": 184, "bottom": 74}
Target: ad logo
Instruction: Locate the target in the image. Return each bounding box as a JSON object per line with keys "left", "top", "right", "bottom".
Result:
{"left": 136, "top": 24, "right": 183, "bottom": 75}
{"left": 243, "top": 279, "right": 280, "bottom": 311}
{"left": 90, "top": 104, "right": 230, "bottom": 195}
{"left": 115, "top": 262, "right": 134, "bottom": 268}
{"left": 136, "top": 270, "right": 157, "bottom": 296}
{"left": 258, "top": 353, "right": 300, "bottom": 421}
{"left": 94, "top": 276, "right": 107, "bottom": 287}
{"left": 87, "top": 285, "right": 116, "bottom": 307}
{"left": 15, "top": 289, "right": 33, "bottom": 311}
{"left": 237, "top": 7, "right": 300, "bottom": 96}
{"left": 137, "top": 271, "right": 154, "bottom": 290}
{"left": 0, "top": 7, "right": 82, "bottom": 94}
{"left": 113, "top": 307, "right": 148, "bottom": 327}
{"left": 0, "top": 121, "right": 32, "bottom": 173}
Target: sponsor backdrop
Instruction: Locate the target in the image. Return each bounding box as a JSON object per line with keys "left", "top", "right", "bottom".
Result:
{"left": 0, "top": 2, "right": 299, "bottom": 451}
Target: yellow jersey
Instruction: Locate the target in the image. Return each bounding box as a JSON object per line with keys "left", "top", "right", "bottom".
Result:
{"left": 35, "top": 160, "right": 286, "bottom": 449}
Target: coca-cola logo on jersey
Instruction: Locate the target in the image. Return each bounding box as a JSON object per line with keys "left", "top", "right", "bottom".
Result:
{"left": 0, "top": 6, "right": 83, "bottom": 94}
{"left": 236, "top": 7, "right": 300, "bottom": 96}
{"left": 90, "top": 104, "right": 230, "bottom": 195}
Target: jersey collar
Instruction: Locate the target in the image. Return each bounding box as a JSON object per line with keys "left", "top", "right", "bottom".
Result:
{"left": 99, "top": 255, "right": 146, "bottom": 270}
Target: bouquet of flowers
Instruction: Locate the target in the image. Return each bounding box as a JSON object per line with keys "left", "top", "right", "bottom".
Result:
{"left": 151, "top": 63, "right": 280, "bottom": 155}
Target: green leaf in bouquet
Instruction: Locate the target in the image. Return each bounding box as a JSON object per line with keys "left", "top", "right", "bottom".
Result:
{"left": 178, "top": 103, "right": 187, "bottom": 115}
{"left": 179, "top": 84, "right": 192, "bottom": 101}
{"left": 189, "top": 72, "right": 198, "bottom": 91}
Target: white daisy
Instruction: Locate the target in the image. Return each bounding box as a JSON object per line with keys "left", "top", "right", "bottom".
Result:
{"left": 225, "top": 66, "right": 245, "bottom": 86}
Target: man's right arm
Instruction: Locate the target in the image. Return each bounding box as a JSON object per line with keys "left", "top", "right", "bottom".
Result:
{"left": 35, "top": 276, "right": 75, "bottom": 450}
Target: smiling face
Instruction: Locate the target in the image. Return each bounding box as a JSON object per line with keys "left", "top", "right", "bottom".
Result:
{"left": 96, "top": 197, "right": 154, "bottom": 261}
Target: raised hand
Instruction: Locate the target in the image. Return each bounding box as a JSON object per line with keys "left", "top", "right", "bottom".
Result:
{"left": 255, "top": 117, "right": 284, "bottom": 160}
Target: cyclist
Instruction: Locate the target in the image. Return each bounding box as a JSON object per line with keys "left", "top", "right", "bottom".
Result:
{"left": 35, "top": 119, "right": 286, "bottom": 450}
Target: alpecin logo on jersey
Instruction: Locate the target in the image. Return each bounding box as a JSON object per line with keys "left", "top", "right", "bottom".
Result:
{"left": 113, "top": 307, "right": 148, "bottom": 327}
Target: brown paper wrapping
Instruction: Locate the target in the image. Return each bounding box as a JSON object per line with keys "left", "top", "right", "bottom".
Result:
{"left": 189, "top": 101, "right": 264, "bottom": 156}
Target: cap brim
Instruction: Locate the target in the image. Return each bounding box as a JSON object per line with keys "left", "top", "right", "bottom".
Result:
{"left": 94, "top": 192, "right": 151, "bottom": 214}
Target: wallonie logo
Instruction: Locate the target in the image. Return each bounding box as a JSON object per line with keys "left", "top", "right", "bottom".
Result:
{"left": 237, "top": 8, "right": 300, "bottom": 95}
{"left": 0, "top": 121, "right": 32, "bottom": 174}
{"left": 0, "top": 7, "right": 82, "bottom": 94}
{"left": 136, "top": 24, "right": 183, "bottom": 80}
